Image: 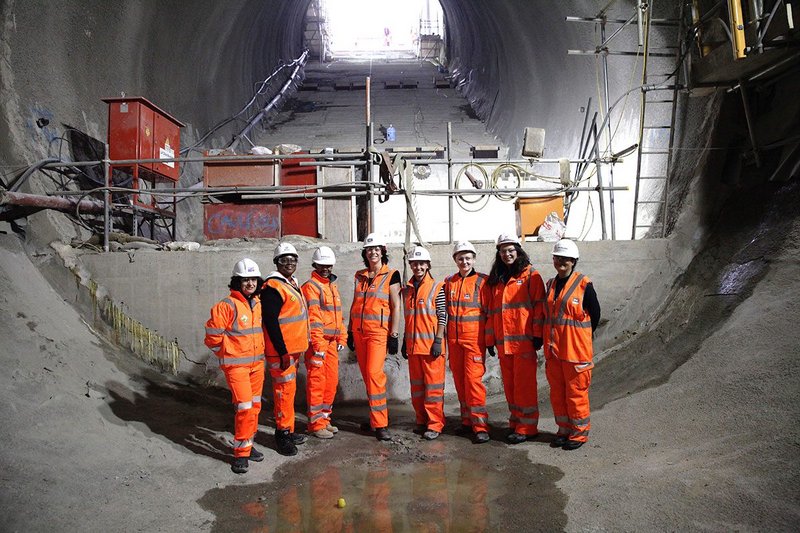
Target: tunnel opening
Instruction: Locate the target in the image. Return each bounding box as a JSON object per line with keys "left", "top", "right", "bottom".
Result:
{"left": 309, "top": 0, "right": 445, "bottom": 62}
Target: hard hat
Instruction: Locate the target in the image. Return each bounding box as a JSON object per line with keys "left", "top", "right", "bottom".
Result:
{"left": 232, "top": 258, "right": 262, "bottom": 278}
{"left": 362, "top": 232, "right": 386, "bottom": 248}
{"left": 407, "top": 246, "right": 431, "bottom": 262}
{"left": 452, "top": 241, "right": 477, "bottom": 257}
{"left": 312, "top": 245, "right": 336, "bottom": 266}
{"left": 552, "top": 238, "right": 580, "bottom": 259}
{"left": 496, "top": 233, "right": 521, "bottom": 248}
{"left": 273, "top": 242, "right": 298, "bottom": 260}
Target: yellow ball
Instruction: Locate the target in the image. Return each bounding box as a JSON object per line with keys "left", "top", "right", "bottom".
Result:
{"left": 337, "top": 498, "right": 346, "bottom": 508}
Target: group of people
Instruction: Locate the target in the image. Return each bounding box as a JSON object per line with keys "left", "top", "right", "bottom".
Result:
{"left": 204, "top": 233, "right": 600, "bottom": 474}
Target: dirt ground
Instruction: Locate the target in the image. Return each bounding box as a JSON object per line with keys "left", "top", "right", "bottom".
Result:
{"left": 1, "top": 182, "right": 799, "bottom": 532}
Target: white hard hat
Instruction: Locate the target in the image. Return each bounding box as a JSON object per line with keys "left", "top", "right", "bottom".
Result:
{"left": 362, "top": 232, "right": 386, "bottom": 248}
{"left": 273, "top": 242, "right": 298, "bottom": 260}
{"left": 552, "top": 238, "right": 580, "bottom": 259}
{"left": 496, "top": 233, "right": 521, "bottom": 248}
{"left": 452, "top": 241, "right": 477, "bottom": 257}
{"left": 407, "top": 246, "right": 431, "bottom": 262}
{"left": 312, "top": 245, "right": 336, "bottom": 266}
{"left": 232, "top": 258, "right": 262, "bottom": 278}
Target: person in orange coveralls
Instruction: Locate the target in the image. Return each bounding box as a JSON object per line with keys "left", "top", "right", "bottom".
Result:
{"left": 486, "top": 233, "right": 546, "bottom": 444}
{"left": 544, "top": 239, "right": 601, "bottom": 451}
{"left": 301, "top": 245, "right": 347, "bottom": 439}
{"left": 401, "top": 246, "right": 447, "bottom": 440}
{"left": 445, "top": 241, "right": 492, "bottom": 444}
{"left": 347, "top": 233, "right": 402, "bottom": 441}
{"left": 261, "top": 242, "right": 309, "bottom": 456}
{"left": 204, "top": 258, "right": 266, "bottom": 474}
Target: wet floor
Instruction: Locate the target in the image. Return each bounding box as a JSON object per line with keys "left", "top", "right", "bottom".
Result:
{"left": 198, "top": 405, "right": 567, "bottom": 532}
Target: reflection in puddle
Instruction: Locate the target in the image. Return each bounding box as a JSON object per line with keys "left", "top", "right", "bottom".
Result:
{"left": 199, "top": 437, "right": 566, "bottom": 532}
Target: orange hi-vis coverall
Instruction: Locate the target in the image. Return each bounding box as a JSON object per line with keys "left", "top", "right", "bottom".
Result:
{"left": 544, "top": 272, "right": 594, "bottom": 444}
{"left": 486, "top": 264, "right": 546, "bottom": 436}
{"left": 262, "top": 274, "right": 309, "bottom": 433}
{"left": 444, "top": 270, "right": 490, "bottom": 433}
{"left": 205, "top": 291, "right": 265, "bottom": 458}
{"left": 301, "top": 271, "right": 347, "bottom": 432}
{"left": 403, "top": 272, "right": 446, "bottom": 433}
{"left": 349, "top": 263, "right": 397, "bottom": 429}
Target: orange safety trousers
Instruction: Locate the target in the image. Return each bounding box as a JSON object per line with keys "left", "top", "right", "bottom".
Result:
{"left": 310, "top": 466, "right": 344, "bottom": 533}
{"left": 447, "top": 340, "right": 489, "bottom": 432}
{"left": 408, "top": 353, "right": 446, "bottom": 432}
{"left": 305, "top": 338, "right": 340, "bottom": 432}
{"left": 498, "top": 346, "right": 539, "bottom": 435}
{"left": 266, "top": 354, "right": 299, "bottom": 432}
{"left": 223, "top": 361, "right": 264, "bottom": 458}
{"left": 546, "top": 357, "right": 592, "bottom": 443}
{"left": 354, "top": 331, "right": 389, "bottom": 429}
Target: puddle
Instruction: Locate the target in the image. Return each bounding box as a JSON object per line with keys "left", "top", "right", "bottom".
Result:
{"left": 199, "top": 421, "right": 567, "bottom": 532}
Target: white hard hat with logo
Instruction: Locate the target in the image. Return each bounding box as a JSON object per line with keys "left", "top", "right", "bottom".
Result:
{"left": 312, "top": 245, "right": 336, "bottom": 265}
{"left": 452, "top": 241, "right": 477, "bottom": 257}
{"left": 273, "top": 242, "right": 298, "bottom": 260}
{"left": 232, "top": 258, "right": 262, "bottom": 278}
{"left": 552, "top": 239, "right": 580, "bottom": 259}
{"left": 407, "top": 246, "right": 431, "bottom": 262}
{"left": 496, "top": 233, "right": 521, "bottom": 248}
{"left": 362, "top": 232, "right": 386, "bottom": 248}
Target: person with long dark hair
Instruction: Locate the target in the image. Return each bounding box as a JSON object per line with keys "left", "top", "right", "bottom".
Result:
{"left": 486, "top": 234, "right": 546, "bottom": 444}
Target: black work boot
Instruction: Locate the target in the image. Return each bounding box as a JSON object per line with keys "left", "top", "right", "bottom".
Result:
{"left": 289, "top": 432, "right": 307, "bottom": 445}
{"left": 374, "top": 427, "right": 392, "bottom": 441}
{"left": 231, "top": 457, "right": 249, "bottom": 474}
{"left": 275, "top": 429, "right": 298, "bottom": 456}
{"left": 249, "top": 447, "right": 264, "bottom": 462}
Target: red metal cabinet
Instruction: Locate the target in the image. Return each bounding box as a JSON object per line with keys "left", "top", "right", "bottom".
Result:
{"left": 280, "top": 156, "right": 318, "bottom": 238}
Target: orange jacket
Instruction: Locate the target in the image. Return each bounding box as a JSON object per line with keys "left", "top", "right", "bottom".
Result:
{"left": 204, "top": 291, "right": 265, "bottom": 366}
{"left": 543, "top": 272, "right": 594, "bottom": 363}
{"left": 403, "top": 272, "right": 444, "bottom": 355}
{"left": 349, "top": 264, "right": 398, "bottom": 335}
{"left": 301, "top": 271, "right": 347, "bottom": 353}
{"left": 262, "top": 276, "right": 310, "bottom": 356}
{"left": 444, "top": 271, "right": 489, "bottom": 344}
{"left": 486, "top": 265, "right": 546, "bottom": 354}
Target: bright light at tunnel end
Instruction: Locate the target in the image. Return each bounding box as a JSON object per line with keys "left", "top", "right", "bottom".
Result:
{"left": 322, "top": 0, "right": 443, "bottom": 59}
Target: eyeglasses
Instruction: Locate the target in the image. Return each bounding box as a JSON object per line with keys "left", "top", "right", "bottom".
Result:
{"left": 276, "top": 257, "right": 298, "bottom": 266}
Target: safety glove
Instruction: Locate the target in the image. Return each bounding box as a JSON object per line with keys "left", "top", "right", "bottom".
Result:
{"left": 486, "top": 345, "right": 496, "bottom": 357}
{"left": 401, "top": 340, "right": 408, "bottom": 360}
{"left": 533, "top": 337, "right": 543, "bottom": 351}
{"left": 387, "top": 335, "right": 399, "bottom": 355}
{"left": 347, "top": 331, "right": 355, "bottom": 351}
{"left": 279, "top": 353, "right": 292, "bottom": 371}
{"left": 430, "top": 337, "right": 443, "bottom": 358}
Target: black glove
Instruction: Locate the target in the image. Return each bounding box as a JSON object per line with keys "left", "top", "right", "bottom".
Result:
{"left": 533, "top": 337, "right": 543, "bottom": 350}
{"left": 486, "top": 345, "right": 496, "bottom": 357}
{"left": 387, "top": 335, "right": 399, "bottom": 355}
{"left": 280, "top": 353, "right": 292, "bottom": 371}
{"left": 430, "top": 337, "right": 443, "bottom": 358}
{"left": 401, "top": 341, "right": 408, "bottom": 360}
{"left": 347, "top": 331, "right": 355, "bottom": 351}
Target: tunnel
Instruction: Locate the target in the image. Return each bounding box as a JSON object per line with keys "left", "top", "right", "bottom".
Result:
{"left": 1, "top": 0, "right": 799, "bottom": 531}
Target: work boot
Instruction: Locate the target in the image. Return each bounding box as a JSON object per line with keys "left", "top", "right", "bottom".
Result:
{"left": 326, "top": 423, "right": 339, "bottom": 434}
{"left": 311, "top": 428, "right": 335, "bottom": 439}
{"left": 454, "top": 424, "right": 473, "bottom": 437}
{"left": 422, "top": 430, "right": 440, "bottom": 441}
{"left": 562, "top": 440, "right": 584, "bottom": 451}
{"left": 248, "top": 447, "right": 264, "bottom": 462}
{"left": 231, "top": 457, "right": 249, "bottom": 474}
{"left": 551, "top": 436, "right": 568, "bottom": 448}
{"left": 275, "top": 430, "right": 298, "bottom": 456}
{"left": 413, "top": 424, "right": 427, "bottom": 435}
{"left": 506, "top": 432, "right": 528, "bottom": 444}
{"left": 290, "top": 433, "right": 307, "bottom": 445}
{"left": 473, "top": 431, "right": 490, "bottom": 444}
{"left": 375, "top": 427, "right": 392, "bottom": 441}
